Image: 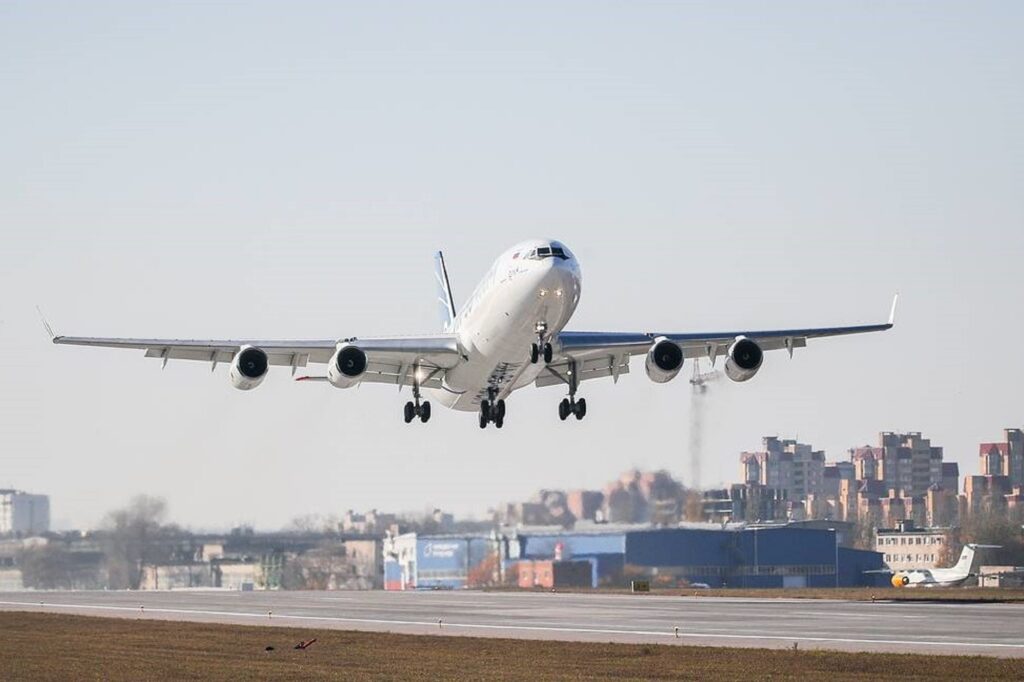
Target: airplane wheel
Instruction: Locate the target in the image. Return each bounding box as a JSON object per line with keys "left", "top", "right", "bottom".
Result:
{"left": 480, "top": 400, "right": 491, "bottom": 421}
{"left": 574, "top": 398, "right": 587, "bottom": 420}
{"left": 403, "top": 401, "right": 415, "bottom": 424}
{"left": 495, "top": 414, "right": 504, "bottom": 429}
{"left": 420, "top": 401, "right": 431, "bottom": 423}
{"left": 530, "top": 344, "right": 539, "bottom": 364}
{"left": 543, "top": 343, "right": 553, "bottom": 363}
{"left": 496, "top": 399, "right": 506, "bottom": 420}
{"left": 479, "top": 412, "right": 488, "bottom": 429}
{"left": 558, "top": 398, "right": 570, "bottom": 421}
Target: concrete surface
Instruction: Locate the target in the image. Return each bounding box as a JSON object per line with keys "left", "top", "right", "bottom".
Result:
{"left": 2, "top": 590, "right": 1023, "bottom": 657}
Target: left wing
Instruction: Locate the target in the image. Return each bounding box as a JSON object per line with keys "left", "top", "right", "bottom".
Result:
{"left": 537, "top": 295, "right": 897, "bottom": 388}
{"left": 52, "top": 335, "right": 462, "bottom": 388}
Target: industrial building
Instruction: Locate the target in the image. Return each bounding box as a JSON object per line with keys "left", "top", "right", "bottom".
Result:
{"left": 384, "top": 523, "right": 886, "bottom": 590}
{"left": 874, "top": 521, "right": 953, "bottom": 571}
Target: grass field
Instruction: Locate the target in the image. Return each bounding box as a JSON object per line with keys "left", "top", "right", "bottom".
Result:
{"left": 1, "top": 612, "right": 1022, "bottom": 681}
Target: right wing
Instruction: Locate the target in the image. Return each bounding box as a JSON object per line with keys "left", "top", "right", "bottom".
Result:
{"left": 537, "top": 295, "right": 898, "bottom": 388}
{"left": 52, "top": 334, "right": 462, "bottom": 388}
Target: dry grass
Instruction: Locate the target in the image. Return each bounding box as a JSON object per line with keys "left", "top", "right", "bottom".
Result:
{"left": 1, "top": 612, "right": 1022, "bottom": 681}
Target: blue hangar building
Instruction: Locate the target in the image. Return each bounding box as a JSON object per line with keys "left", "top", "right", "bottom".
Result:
{"left": 384, "top": 524, "right": 887, "bottom": 590}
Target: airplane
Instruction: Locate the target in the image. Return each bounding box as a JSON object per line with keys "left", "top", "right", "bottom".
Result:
{"left": 51, "top": 239, "right": 898, "bottom": 429}
{"left": 870, "top": 543, "right": 1001, "bottom": 588}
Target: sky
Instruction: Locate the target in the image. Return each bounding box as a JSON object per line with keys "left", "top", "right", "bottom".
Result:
{"left": 2, "top": 1, "right": 1022, "bottom": 531}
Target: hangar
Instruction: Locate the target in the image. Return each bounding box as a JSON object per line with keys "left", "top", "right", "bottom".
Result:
{"left": 383, "top": 523, "right": 886, "bottom": 590}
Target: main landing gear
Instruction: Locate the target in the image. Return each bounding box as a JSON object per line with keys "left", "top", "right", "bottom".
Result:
{"left": 558, "top": 397, "right": 587, "bottom": 421}
{"left": 404, "top": 371, "right": 430, "bottom": 424}
{"left": 554, "top": 359, "right": 586, "bottom": 422}
{"left": 404, "top": 399, "right": 430, "bottom": 423}
{"left": 479, "top": 388, "right": 506, "bottom": 429}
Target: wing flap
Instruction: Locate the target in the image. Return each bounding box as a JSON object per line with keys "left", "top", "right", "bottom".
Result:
{"left": 536, "top": 355, "right": 631, "bottom": 388}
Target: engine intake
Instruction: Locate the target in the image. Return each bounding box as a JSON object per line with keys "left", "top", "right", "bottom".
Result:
{"left": 725, "top": 337, "right": 763, "bottom": 382}
{"left": 230, "top": 346, "right": 269, "bottom": 390}
{"left": 328, "top": 344, "right": 368, "bottom": 389}
{"left": 645, "top": 338, "right": 684, "bottom": 383}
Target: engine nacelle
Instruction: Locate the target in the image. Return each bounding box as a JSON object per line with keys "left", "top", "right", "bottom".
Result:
{"left": 645, "top": 338, "right": 684, "bottom": 383}
{"left": 892, "top": 574, "right": 910, "bottom": 588}
{"left": 328, "top": 344, "right": 368, "bottom": 389}
{"left": 230, "top": 345, "right": 269, "bottom": 390}
{"left": 724, "top": 336, "right": 763, "bottom": 382}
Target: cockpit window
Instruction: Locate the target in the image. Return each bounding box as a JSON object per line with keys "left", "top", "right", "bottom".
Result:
{"left": 525, "top": 245, "right": 569, "bottom": 260}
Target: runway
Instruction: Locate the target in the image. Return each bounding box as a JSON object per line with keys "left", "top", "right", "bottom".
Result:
{"left": 2, "top": 590, "right": 1023, "bottom": 657}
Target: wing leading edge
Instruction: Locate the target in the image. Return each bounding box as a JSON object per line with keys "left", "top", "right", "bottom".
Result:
{"left": 51, "top": 335, "right": 463, "bottom": 386}
{"left": 549, "top": 295, "right": 898, "bottom": 382}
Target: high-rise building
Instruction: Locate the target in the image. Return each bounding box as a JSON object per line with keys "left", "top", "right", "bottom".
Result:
{"left": 979, "top": 428, "right": 1024, "bottom": 487}
{"left": 741, "top": 437, "right": 825, "bottom": 502}
{"left": 849, "top": 432, "right": 945, "bottom": 498}
{"left": 0, "top": 490, "right": 50, "bottom": 536}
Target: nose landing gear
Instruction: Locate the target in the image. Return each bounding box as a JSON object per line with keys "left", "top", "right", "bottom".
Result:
{"left": 530, "top": 323, "right": 553, "bottom": 364}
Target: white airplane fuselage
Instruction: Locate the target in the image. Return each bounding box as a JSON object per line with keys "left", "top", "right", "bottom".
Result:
{"left": 425, "top": 239, "right": 582, "bottom": 411}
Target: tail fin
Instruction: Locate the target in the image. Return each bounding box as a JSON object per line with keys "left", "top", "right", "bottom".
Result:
{"left": 434, "top": 251, "right": 457, "bottom": 332}
{"left": 953, "top": 545, "right": 976, "bottom": 574}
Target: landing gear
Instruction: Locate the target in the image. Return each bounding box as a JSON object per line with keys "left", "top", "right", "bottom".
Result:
{"left": 555, "top": 359, "right": 586, "bottom": 422}
{"left": 558, "top": 397, "right": 586, "bottom": 421}
{"left": 403, "top": 368, "right": 431, "bottom": 424}
{"left": 479, "top": 390, "right": 506, "bottom": 429}
{"left": 529, "top": 342, "right": 553, "bottom": 364}
{"left": 404, "top": 399, "right": 431, "bottom": 423}
{"left": 530, "top": 323, "right": 553, "bottom": 364}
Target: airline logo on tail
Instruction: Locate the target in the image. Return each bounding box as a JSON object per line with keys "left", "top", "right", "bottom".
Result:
{"left": 434, "top": 251, "right": 457, "bottom": 333}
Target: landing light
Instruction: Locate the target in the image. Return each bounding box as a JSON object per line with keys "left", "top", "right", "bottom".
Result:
{"left": 539, "top": 289, "right": 547, "bottom": 297}
{"left": 555, "top": 289, "right": 563, "bottom": 297}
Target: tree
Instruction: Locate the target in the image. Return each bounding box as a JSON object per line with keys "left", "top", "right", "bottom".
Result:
{"left": 100, "top": 495, "right": 178, "bottom": 590}
{"left": 19, "top": 544, "right": 74, "bottom": 590}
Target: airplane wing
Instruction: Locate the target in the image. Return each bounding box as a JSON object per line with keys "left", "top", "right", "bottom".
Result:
{"left": 540, "top": 295, "right": 898, "bottom": 388}
{"left": 51, "top": 335, "right": 462, "bottom": 388}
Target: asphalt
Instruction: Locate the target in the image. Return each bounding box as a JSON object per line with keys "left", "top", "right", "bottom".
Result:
{"left": 2, "top": 590, "right": 1023, "bottom": 657}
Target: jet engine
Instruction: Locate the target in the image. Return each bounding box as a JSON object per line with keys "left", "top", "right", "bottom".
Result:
{"left": 328, "top": 344, "right": 368, "bottom": 388}
{"left": 645, "top": 338, "right": 684, "bottom": 383}
{"left": 892, "top": 574, "right": 910, "bottom": 588}
{"left": 724, "top": 336, "right": 763, "bottom": 382}
{"left": 230, "top": 345, "right": 269, "bottom": 390}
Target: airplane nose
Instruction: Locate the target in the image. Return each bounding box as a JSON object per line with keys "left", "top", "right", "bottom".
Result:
{"left": 539, "top": 259, "right": 576, "bottom": 298}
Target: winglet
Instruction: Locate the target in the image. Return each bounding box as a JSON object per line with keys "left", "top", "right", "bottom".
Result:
{"left": 36, "top": 306, "right": 56, "bottom": 341}
{"left": 888, "top": 293, "right": 899, "bottom": 327}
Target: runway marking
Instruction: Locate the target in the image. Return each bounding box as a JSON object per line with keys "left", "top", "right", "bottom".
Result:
{"left": 2, "top": 600, "right": 1023, "bottom": 651}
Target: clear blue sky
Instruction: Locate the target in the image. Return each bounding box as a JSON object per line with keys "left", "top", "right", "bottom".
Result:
{"left": 2, "top": 1, "right": 1022, "bottom": 530}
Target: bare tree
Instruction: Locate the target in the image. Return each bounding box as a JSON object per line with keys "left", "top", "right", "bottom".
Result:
{"left": 100, "top": 495, "right": 177, "bottom": 590}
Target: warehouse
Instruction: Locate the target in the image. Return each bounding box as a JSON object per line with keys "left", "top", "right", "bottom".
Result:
{"left": 385, "top": 525, "right": 887, "bottom": 590}
{"left": 624, "top": 526, "right": 886, "bottom": 588}
{"left": 383, "top": 533, "right": 496, "bottom": 590}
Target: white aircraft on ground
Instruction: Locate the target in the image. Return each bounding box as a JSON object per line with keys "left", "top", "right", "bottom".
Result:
{"left": 53, "top": 239, "right": 897, "bottom": 429}
{"left": 870, "top": 544, "right": 1002, "bottom": 587}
